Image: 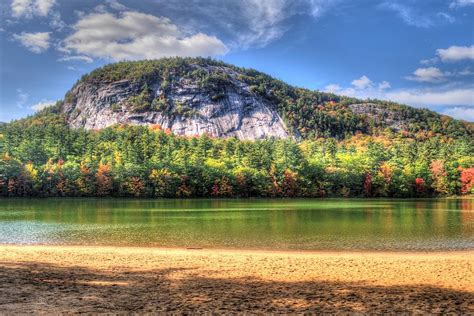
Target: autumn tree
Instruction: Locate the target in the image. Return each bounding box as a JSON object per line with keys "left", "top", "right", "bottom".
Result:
{"left": 96, "top": 163, "right": 113, "bottom": 196}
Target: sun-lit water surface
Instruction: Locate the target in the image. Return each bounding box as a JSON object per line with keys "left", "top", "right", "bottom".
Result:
{"left": 0, "top": 198, "right": 472, "bottom": 251}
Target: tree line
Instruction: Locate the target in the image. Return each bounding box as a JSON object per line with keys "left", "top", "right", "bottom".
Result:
{"left": 1, "top": 114, "right": 472, "bottom": 198}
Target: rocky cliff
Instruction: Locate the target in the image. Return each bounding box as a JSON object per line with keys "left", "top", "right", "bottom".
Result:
{"left": 62, "top": 63, "right": 292, "bottom": 140}
{"left": 60, "top": 58, "right": 472, "bottom": 140}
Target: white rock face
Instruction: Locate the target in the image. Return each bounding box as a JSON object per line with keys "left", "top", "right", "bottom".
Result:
{"left": 62, "top": 65, "right": 292, "bottom": 140}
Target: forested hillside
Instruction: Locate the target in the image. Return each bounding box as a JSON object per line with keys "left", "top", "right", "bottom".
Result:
{"left": 0, "top": 109, "right": 472, "bottom": 197}
{"left": 0, "top": 57, "right": 473, "bottom": 198}
{"left": 62, "top": 57, "right": 473, "bottom": 139}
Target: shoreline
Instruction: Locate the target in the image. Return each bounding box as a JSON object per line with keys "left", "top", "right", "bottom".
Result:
{"left": 1, "top": 196, "right": 472, "bottom": 200}
{"left": 1, "top": 244, "right": 472, "bottom": 313}
{"left": 2, "top": 243, "right": 473, "bottom": 255}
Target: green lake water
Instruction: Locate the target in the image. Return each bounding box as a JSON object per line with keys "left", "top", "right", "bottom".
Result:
{"left": 0, "top": 198, "right": 472, "bottom": 251}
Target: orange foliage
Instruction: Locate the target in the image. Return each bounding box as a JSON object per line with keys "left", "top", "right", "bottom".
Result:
{"left": 430, "top": 160, "right": 446, "bottom": 178}
{"left": 459, "top": 168, "right": 474, "bottom": 195}
{"left": 149, "top": 124, "right": 162, "bottom": 131}
{"left": 380, "top": 163, "right": 393, "bottom": 183}
{"left": 96, "top": 164, "right": 112, "bottom": 196}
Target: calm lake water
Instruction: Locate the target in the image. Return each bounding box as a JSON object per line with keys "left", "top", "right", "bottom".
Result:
{"left": 0, "top": 198, "right": 472, "bottom": 251}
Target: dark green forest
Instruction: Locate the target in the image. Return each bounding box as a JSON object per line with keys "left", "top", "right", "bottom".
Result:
{"left": 0, "top": 109, "right": 472, "bottom": 198}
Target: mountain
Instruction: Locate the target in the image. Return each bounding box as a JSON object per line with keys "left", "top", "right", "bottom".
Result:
{"left": 1, "top": 58, "right": 473, "bottom": 198}
{"left": 60, "top": 57, "right": 472, "bottom": 140}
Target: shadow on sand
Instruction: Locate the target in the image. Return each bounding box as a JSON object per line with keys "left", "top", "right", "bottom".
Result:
{"left": 0, "top": 261, "right": 472, "bottom": 313}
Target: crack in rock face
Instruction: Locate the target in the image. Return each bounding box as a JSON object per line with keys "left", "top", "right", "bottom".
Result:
{"left": 62, "top": 65, "right": 293, "bottom": 140}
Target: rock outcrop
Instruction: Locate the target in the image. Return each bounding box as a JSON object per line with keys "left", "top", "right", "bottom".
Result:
{"left": 62, "top": 64, "right": 292, "bottom": 140}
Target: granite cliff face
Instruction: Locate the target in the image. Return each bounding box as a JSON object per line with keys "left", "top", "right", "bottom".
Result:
{"left": 62, "top": 64, "right": 292, "bottom": 140}
{"left": 60, "top": 58, "right": 472, "bottom": 140}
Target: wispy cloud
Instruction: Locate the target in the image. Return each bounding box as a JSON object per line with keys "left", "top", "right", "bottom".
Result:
{"left": 15, "top": 88, "right": 29, "bottom": 108}
{"left": 324, "top": 84, "right": 342, "bottom": 93}
{"left": 380, "top": 1, "right": 456, "bottom": 28}
{"left": 420, "top": 57, "right": 439, "bottom": 65}
{"left": 378, "top": 81, "right": 391, "bottom": 90}
{"left": 13, "top": 31, "right": 50, "bottom": 53}
{"left": 380, "top": 2, "right": 433, "bottom": 28}
{"left": 442, "top": 106, "right": 474, "bottom": 121}
{"left": 324, "top": 75, "right": 473, "bottom": 110}
{"left": 151, "top": 0, "right": 336, "bottom": 49}
{"left": 449, "top": 0, "right": 474, "bottom": 8}
{"left": 58, "top": 55, "right": 93, "bottom": 63}
{"left": 386, "top": 88, "right": 474, "bottom": 107}
{"left": 436, "top": 12, "right": 455, "bottom": 23}
{"left": 105, "top": 0, "right": 127, "bottom": 11}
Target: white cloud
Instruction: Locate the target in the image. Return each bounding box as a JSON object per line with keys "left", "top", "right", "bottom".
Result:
{"left": 35, "top": 0, "right": 55, "bottom": 16}
{"left": 13, "top": 32, "right": 50, "bottom": 53}
{"left": 420, "top": 57, "right": 438, "bottom": 65}
{"left": 11, "top": 0, "right": 55, "bottom": 18}
{"left": 386, "top": 88, "right": 474, "bottom": 107}
{"left": 58, "top": 55, "right": 93, "bottom": 63}
{"left": 67, "top": 66, "right": 80, "bottom": 71}
{"left": 378, "top": 81, "right": 391, "bottom": 90}
{"left": 48, "top": 10, "right": 65, "bottom": 30}
{"left": 436, "top": 45, "right": 474, "bottom": 62}
{"left": 31, "top": 99, "right": 56, "bottom": 111}
{"left": 324, "top": 77, "right": 390, "bottom": 100}
{"left": 449, "top": 0, "right": 474, "bottom": 8}
{"left": 105, "top": 0, "right": 127, "bottom": 11}
{"left": 405, "top": 67, "right": 446, "bottom": 83}
{"left": 351, "top": 75, "right": 373, "bottom": 89}
{"left": 16, "top": 89, "right": 29, "bottom": 109}
{"left": 323, "top": 75, "right": 473, "bottom": 109}
{"left": 459, "top": 67, "right": 473, "bottom": 76}
{"left": 442, "top": 107, "right": 474, "bottom": 121}
{"left": 62, "top": 11, "right": 228, "bottom": 61}
{"left": 11, "top": 0, "right": 33, "bottom": 17}
{"left": 324, "top": 84, "right": 341, "bottom": 93}
{"left": 10, "top": 0, "right": 64, "bottom": 30}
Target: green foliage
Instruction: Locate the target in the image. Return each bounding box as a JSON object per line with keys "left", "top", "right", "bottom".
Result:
{"left": 1, "top": 120, "right": 472, "bottom": 198}
{"left": 110, "top": 103, "right": 122, "bottom": 112}
{"left": 126, "top": 84, "right": 152, "bottom": 112}
{"left": 174, "top": 101, "right": 197, "bottom": 118}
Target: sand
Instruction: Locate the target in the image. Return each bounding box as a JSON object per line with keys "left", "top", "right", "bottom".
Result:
{"left": 0, "top": 245, "right": 472, "bottom": 313}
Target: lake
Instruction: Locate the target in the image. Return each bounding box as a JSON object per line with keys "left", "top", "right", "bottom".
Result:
{"left": 0, "top": 198, "right": 472, "bottom": 251}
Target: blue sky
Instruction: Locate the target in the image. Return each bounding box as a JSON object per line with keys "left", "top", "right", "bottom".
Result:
{"left": 1, "top": 0, "right": 473, "bottom": 122}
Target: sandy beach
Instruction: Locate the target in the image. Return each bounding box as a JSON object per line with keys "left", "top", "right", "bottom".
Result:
{"left": 0, "top": 245, "right": 472, "bottom": 313}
